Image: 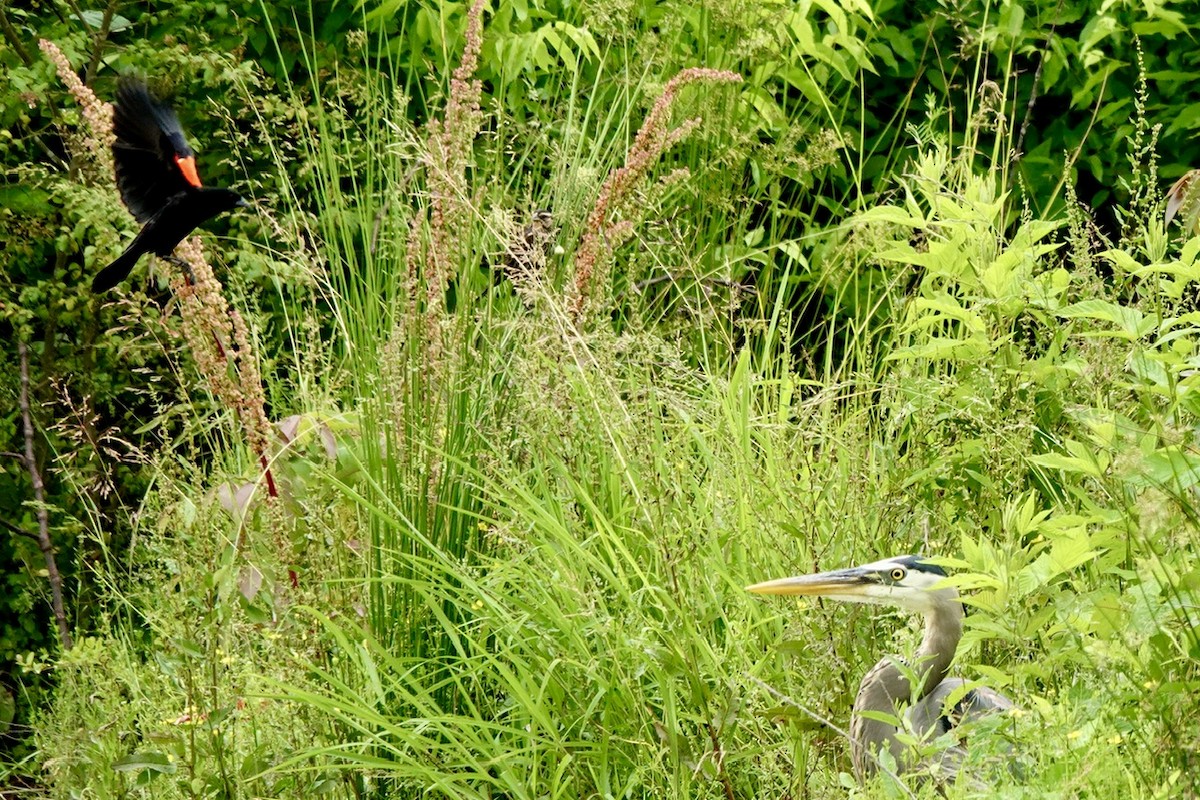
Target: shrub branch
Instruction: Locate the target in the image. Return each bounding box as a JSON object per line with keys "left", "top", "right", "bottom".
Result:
{"left": 18, "top": 340, "right": 73, "bottom": 652}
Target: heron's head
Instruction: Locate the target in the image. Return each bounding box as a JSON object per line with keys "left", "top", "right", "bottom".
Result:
{"left": 747, "top": 555, "right": 957, "bottom": 615}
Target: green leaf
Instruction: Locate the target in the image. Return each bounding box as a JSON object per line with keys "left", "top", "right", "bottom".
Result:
{"left": 887, "top": 336, "right": 989, "bottom": 361}
{"left": 1131, "top": 447, "right": 1200, "bottom": 491}
{"left": 112, "top": 751, "right": 176, "bottom": 774}
{"left": 0, "top": 184, "right": 55, "bottom": 216}
{"left": 857, "top": 709, "right": 902, "bottom": 726}
{"left": 1099, "top": 249, "right": 1141, "bottom": 274}
{"left": 855, "top": 205, "right": 926, "bottom": 227}
{"left": 1028, "top": 441, "right": 1108, "bottom": 478}
{"left": 71, "top": 10, "right": 133, "bottom": 31}
{"left": 1058, "top": 300, "right": 1155, "bottom": 339}
{"left": 1015, "top": 536, "right": 1098, "bottom": 598}
{"left": 172, "top": 638, "right": 205, "bottom": 659}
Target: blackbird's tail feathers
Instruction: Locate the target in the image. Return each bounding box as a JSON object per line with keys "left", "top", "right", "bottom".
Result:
{"left": 92, "top": 247, "right": 141, "bottom": 293}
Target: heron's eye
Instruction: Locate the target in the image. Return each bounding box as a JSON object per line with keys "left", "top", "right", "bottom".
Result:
{"left": 890, "top": 567, "right": 906, "bottom": 581}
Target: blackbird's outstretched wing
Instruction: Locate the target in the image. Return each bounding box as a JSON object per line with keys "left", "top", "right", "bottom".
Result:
{"left": 112, "top": 76, "right": 201, "bottom": 223}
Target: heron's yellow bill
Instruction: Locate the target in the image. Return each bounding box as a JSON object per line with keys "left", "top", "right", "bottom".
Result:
{"left": 746, "top": 568, "right": 873, "bottom": 597}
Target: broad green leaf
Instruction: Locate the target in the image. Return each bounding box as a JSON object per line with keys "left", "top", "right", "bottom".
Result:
{"left": 1027, "top": 452, "right": 1100, "bottom": 477}
{"left": 0, "top": 184, "right": 55, "bottom": 216}
{"left": 112, "top": 752, "right": 175, "bottom": 774}
{"left": 72, "top": 10, "right": 133, "bottom": 30}
{"left": 887, "top": 336, "right": 989, "bottom": 361}
{"left": 1058, "top": 300, "right": 1155, "bottom": 339}
{"left": 1015, "top": 535, "right": 1097, "bottom": 598}
{"left": 855, "top": 205, "right": 926, "bottom": 227}
{"left": 1130, "top": 446, "right": 1200, "bottom": 491}
{"left": 1100, "top": 249, "right": 1141, "bottom": 274}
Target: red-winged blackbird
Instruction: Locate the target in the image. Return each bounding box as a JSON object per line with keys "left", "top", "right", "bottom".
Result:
{"left": 92, "top": 75, "right": 248, "bottom": 292}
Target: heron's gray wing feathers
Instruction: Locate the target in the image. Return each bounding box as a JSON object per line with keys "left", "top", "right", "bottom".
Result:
{"left": 903, "top": 678, "right": 1016, "bottom": 781}
{"left": 912, "top": 678, "right": 1015, "bottom": 736}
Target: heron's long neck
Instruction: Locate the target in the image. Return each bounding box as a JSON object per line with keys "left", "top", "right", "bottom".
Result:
{"left": 913, "top": 600, "right": 963, "bottom": 696}
{"left": 849, "top": 600, "right": 964, "bottom": 777}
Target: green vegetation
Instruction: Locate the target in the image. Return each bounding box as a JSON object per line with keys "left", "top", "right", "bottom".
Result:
{"left": 3, "top": 0, "right": 1200, "bottom": 796}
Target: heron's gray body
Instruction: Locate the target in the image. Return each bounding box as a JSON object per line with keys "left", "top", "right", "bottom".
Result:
{"left": 848, "top": 590, "right": 1013, "bottom": 778}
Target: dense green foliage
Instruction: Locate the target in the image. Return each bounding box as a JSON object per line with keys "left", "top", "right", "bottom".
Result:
{"left": 4, "top": 0, "right": 1200, "bottom": 796}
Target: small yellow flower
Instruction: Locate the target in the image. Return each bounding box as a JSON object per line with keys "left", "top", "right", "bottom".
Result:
{"left": 477, "top": 522, "right": 488, "bottom": 532}
{"left": 1107, "top": 735, "right": 1122, "bottom": 745}
{"left": 1008, "top": 708, "right": 1026, "bottom": 718}
{"left": 1067, "top": 730, "right": 1082, "bottom": 741}
{"left": 1143, "top": 680, "right": 1158, "bottom": 690}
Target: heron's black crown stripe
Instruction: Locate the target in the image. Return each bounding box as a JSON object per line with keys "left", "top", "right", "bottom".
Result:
{"left": 894, "top": 554, "right": 947, "bottom": 577}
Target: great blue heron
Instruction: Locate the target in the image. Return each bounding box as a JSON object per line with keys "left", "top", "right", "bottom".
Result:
{"left": 748, "top": 554, "right": 1015, "bottom": 781}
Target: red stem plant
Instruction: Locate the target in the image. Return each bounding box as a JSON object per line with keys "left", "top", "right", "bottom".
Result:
{"left": 570, "top": 67, "right": 742, "bottom": 322}
{"left": 170, "top": 237, "right": 279, "bottom": 506}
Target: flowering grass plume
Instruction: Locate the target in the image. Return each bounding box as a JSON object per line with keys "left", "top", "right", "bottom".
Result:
{"left": 39, "top": 39, "right": 115, "bottom": 180}
{"left": 571, "top": 67, "right": 742, "bottom": 321}
{"left": 422, "top": 0, "right": 487, "bottom": 309}
{"left": 376, "top": 0, "right": 489, "bottom": 510}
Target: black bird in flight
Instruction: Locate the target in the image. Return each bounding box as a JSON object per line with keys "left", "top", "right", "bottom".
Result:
{"left": 93, "top": 76, "right": 248, "bottom": 292}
